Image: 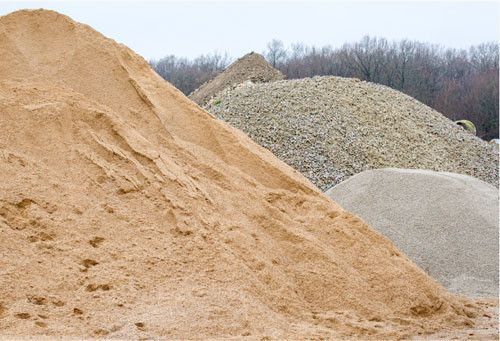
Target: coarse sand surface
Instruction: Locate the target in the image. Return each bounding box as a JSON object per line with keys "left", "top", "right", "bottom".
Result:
{"left": 0, "top": 9, "right": 493, "bottom": 339}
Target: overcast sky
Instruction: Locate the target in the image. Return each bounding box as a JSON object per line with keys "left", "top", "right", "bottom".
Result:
{"left": 1, "top": 1, "right": 498, "bottom": 60}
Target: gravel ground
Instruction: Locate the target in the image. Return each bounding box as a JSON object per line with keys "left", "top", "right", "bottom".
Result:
{"left": 206, "top": 76, "right": 499, "bottom": 190}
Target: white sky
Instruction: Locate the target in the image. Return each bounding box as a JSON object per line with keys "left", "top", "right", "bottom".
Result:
{"left": 1, "top": 0, "right": 498, "bottom": 60}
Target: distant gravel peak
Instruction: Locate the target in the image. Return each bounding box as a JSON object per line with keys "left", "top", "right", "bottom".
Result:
{"left": 189, "top": 52, "right": 284, "bottom": 105}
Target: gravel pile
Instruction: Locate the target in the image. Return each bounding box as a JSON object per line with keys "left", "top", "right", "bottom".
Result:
{"left": 206, "top": 76, "right": 499, "bottom": 190}
{"left": 326, "top": 168, "right": 499, "bottom": 298}
{"left": 189, "top": 52, "right": 284, "bottom": 105}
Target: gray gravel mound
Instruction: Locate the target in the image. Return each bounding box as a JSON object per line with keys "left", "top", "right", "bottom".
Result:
{"left": 189, "top": 52, "right": 284, "bottom": 105}
{"left": 206, "top": 76, "right": 498, "bottom": 190}
{"left": 326, "top": 168, "right": 499, "bottom": 298}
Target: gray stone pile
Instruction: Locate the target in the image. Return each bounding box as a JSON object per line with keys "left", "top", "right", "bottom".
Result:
{"left": 205, "top": 76, "right": 498, "bottom": 190}
{"left": 326, "top": 168, "right": 499, "bottom": 298}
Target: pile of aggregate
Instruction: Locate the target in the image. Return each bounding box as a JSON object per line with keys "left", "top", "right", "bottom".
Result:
{"left": 189, "top": 52, "right": 284, "bottom": 106}
{"left": 0, "top": 9, "right": 487, "bottom": 340}
{"left": 206, "top": 76, "right": 499, "bottom": 190}
{"left": 326, "top": 168, "right": 499, "bottom": 298}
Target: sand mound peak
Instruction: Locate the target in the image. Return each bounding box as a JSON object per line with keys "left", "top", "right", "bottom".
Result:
{"left": 189, "top": 51, "right": 284, "bottom": 105}
{"left": 0, "top": 9, "right": 484, "bottom": 339}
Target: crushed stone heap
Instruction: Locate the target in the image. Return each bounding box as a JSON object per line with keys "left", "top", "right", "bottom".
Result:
{"left": 189, "top": 52, "right": 284, "bottom": 105}
{"left": 326, "top": 168, "right": 499, "bottom": 298}
{"left": 0, "top": 9, "right": 483, "bottom": 339}
{"left": 206, "top": 76, "right": 499, "bottom": 190}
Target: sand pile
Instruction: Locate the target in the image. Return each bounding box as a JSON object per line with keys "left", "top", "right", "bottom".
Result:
{"left": 0, "top": 9, "right": 483, "bottom": 339}
{"left": 326, "top": 168, "right": 499, "bottom": 298}
{"left": 189, "top": 52, "right": 284, "bottom": 105}
{"left": 206, "top": 76, "right": 499, "bottom": 190}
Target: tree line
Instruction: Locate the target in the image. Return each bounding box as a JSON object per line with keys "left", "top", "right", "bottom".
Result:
{"left": 151, "top": 53, "right": 230, "bottom": 95}
{"left": 151, "top": 36, "right": 499, "bottom": 139}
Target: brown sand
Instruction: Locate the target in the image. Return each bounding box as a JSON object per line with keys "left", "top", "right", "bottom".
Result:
{"left": 417, "top": 300, "right": 499, "bottom": 340}
{"left": 0, "top": 9, "right": 488, "bottom": 339}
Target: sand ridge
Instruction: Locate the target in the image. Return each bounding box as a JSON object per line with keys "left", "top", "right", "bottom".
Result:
{"left": 0, "top": 9, "right": 488, "bottom": 339}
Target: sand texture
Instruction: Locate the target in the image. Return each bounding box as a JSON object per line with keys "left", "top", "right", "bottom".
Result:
{"left": 189, "top": 52, "right": 284, "bottom": 105}
{"left": 417, "top": 299, "right": 499, "bottom": 340}
{"left": 0, "top": 9, "right": 489, "bottom": 339}
{"left": 206, "top": 76, "right": 499, "bottom": 190}
{"left": 326, "top": 168, "right": 499, "bottom": 298}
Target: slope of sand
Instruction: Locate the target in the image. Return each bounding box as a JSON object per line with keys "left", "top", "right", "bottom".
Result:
{"left": 0, "top": 9, "right": 483, "bottom": 339}
{"left": 206, "top": 76, "right": 499, "bottom": 190}
{"left": 326, "top": 168, "right": 499, "bottom": 298}
{"left": 418, "top": 299, "right": 499, "bottom": 340}
{"left": 189, "top": 52, "right": 284, "bottom": 105}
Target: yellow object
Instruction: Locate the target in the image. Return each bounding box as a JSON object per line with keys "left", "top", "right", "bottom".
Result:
{"left": 455, "top": 120, "right": 477, "bottom": 135}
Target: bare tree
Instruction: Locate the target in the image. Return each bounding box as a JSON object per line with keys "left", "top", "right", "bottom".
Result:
{"left": 150, "top": 52, "right": 230, "bottom": 94}
{"left": 264, "top": 39, "right": 287, "bottom": 68}
{"left": 151, "top": 37, "right": 499, "bottom": 139}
